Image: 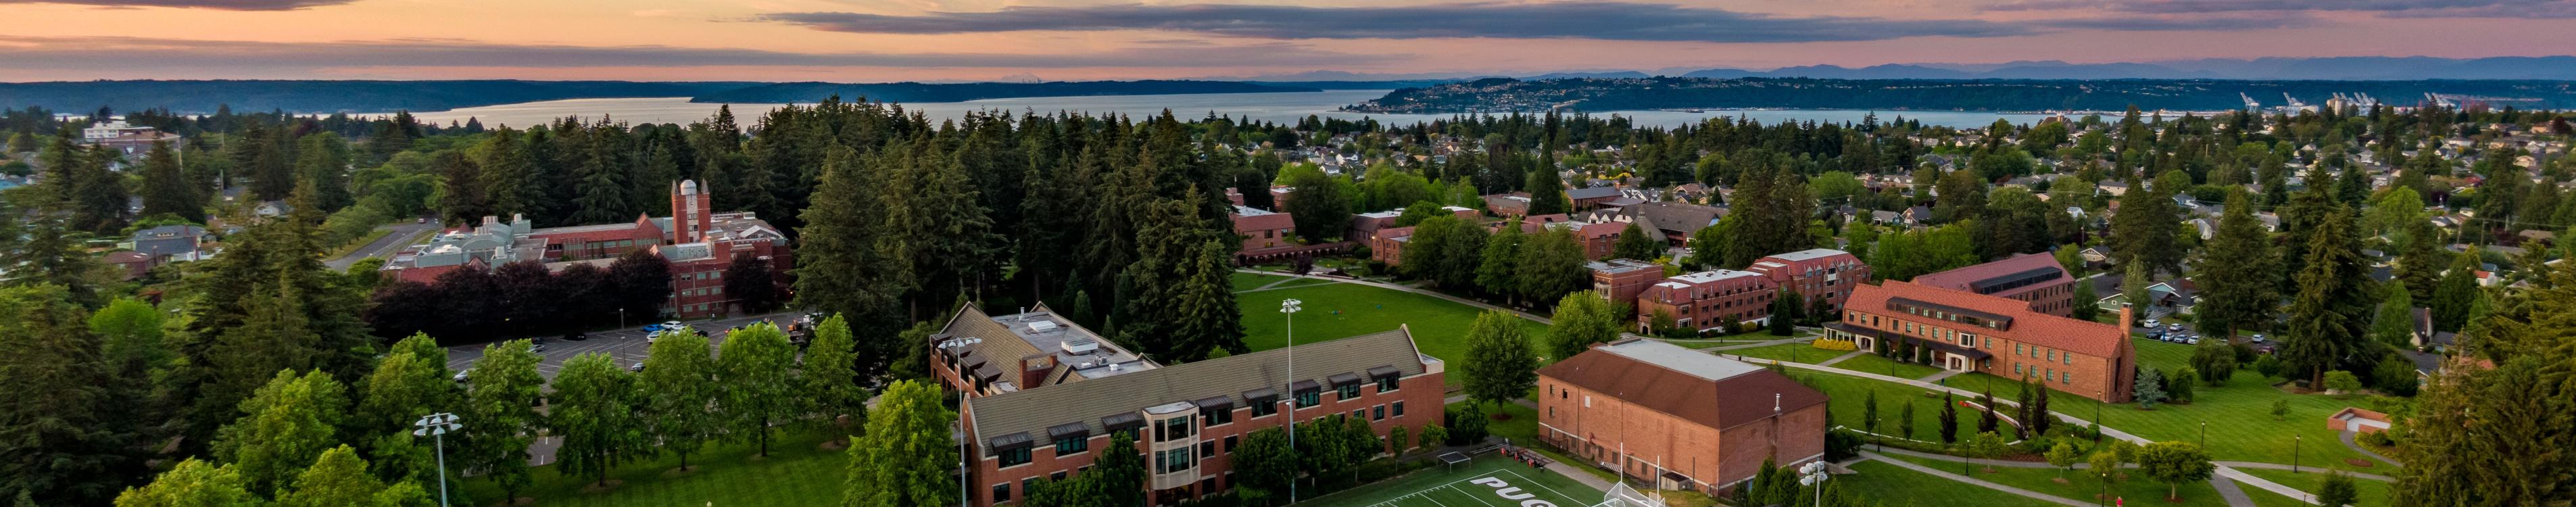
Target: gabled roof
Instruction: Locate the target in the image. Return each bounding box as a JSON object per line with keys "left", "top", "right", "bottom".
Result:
{"left": 1538, "top": 339, "right": 1828, "bottom": 430}
{"left": 965, "top": 328, "right": 1431, "bottom": 448}
{"left": 1911, "top": 253, "right": 2069, "bottom": 300}
{"left": 1565, "top": 186, "right": 1624, "bottom": 200}
{"left": 1849, "top": 281, "right": 2126, "bottom": 357}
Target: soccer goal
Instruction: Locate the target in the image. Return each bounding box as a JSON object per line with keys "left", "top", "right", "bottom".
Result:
{"left": 1437, "top": 451, "right": 1474, "bottom": 473}
{"left": 1592, "top": 482, "right": 1661, "bottom": 507}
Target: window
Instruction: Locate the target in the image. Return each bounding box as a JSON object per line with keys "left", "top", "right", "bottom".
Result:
{"left": 1294, "top": 390, "right": 1321, "bottom": 408}
{"left": 1200, "top": 441, "right": 1215, "bottom": 460}
{"left": 1338, "top": 383, "right": 1361, "bottom": 400}
{"left": 1223, "top": 435, "right": 1239, "bottom": 453}
{"left": 1351, "top": 409, "right": 1365, "bottom": 419}
{"left": 992, "top": 484, "right": 1011, "bottom": 503}
{"left": 1054, "top": 436, "right": 1087, "bottom": 456}
{"left": 1158, "top": 448, "right": 1194, "bottom": 473}
{"left": 2064, "top": 354, "right": 2074, "bottom": 365}
{"left": 998, "top": 447, "right": 1032, "bottom": 468}
{"left": 1021, "top": 479, "right": 1039, "bottom": 498}
{"left": 1051, "top": 471, "right": 1067, "bottom": 481}
{"left": 1373, "top": 406, "right": 1386, "bottom": 420}
{"left": 1251, "top": 402, "right": 1278, "bottom": 417}
{"left": 1154, "top": 417, "right": 1193, "bottom": 442}
{"left": 1202, "top": 408, "right": 1233, "bottom": 427}
{"left": 1377, "top": 376, "right": 1400, "bottom": 392}
{"left": 1393, "top": 401, "right": 1405, "bottom": 417}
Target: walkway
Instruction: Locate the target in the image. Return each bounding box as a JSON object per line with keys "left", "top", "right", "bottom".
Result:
{"left": 1857, "top": 451, "right": 2092, "bottom": 507}
{"left": 2340, "top": 429, "right": 2403, "bottom": 468}
{"left": 1917, "top": 370, "right": 1965, "bottom": 384}
{"left": 1818, "top": 350, "right": 1868, "bottom": 366}
{"left": 2218, "top": 462, "right": 2395, "bottom": 482}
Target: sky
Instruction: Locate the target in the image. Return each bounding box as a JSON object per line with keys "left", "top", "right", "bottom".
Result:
{"left": 0, "top": 0, "right": 2571, "bottom": 82}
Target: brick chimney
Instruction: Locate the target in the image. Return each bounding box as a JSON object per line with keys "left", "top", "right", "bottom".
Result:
{"left": 2118, "top": 304, "right": 2135, "bottom": 332}
{"left": 1019, "top": 356, "right": 1054, "bottom": 389}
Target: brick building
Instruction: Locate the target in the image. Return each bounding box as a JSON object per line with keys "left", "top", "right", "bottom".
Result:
{"left": 1633, "top": 270, "right": 1778, "bottom": 333}
{"left": 1828, "top": 281, "right": 2137, "bottom": 402}
{"left": 931, "top": 302, "right": 1157, "bottom": 398}
{"left": 1537, "top": 339, "right": 1829, "bottom": 493}
{"left": 1910, "top": 253, "right": 2079, "bottom": 316}
{"left": 954, "top": 322, "right": 1447, "bottom": 506}
{"left": 378, "top": 180, "right": 789, "bottom": 318}
{"left": 1745, "top": 248, "right": 1870, "bottom": 313}
{"left": 1588, "top": 259, "right": 1666, "bottom": 310}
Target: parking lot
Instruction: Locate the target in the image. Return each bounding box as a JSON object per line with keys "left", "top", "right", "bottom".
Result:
{"left": 443, "top": 312, "right": 798, "bottom": 380}
{"left": 2136, "top": 318, "right": 2275, "bottom": 352}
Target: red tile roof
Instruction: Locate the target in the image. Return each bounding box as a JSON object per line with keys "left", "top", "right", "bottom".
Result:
{"left": 1231, "top": 211, "right": 1295, "bottom": 233}
{"left": 1847, "top": 280, "right": 2124, "bottom": 357}
{"left": 1538, "top": 343, "right": 1828, "bottom": 430}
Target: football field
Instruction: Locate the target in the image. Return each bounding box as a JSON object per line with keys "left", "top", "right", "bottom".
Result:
{"left": 1308, "top": 454, "right": 1605, "bottom": 507}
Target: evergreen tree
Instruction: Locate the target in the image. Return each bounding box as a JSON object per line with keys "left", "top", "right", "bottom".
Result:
{"left": 475, "top": 128, "right": 542, "bottom": 220}
{"left": 294, "top": 132, "right": 353, "bottom": 212}
{"left": 2070, "top": 281, "right": 2100, "bottom": 321}
{"left": 431, "top": 151, "right": 486, "bottom": 226}
{"left": 2189, "top": 335, "right": 2238, "bottom": 385}
{"left": 1282, "top": 168, "right": 1352, "bottom": 241}
{"left": 2429, "top": 254, "right": 2481, "bottom": 333}
{"left": 460, "top": 340, "right": 542, "bottom": 502}
{"left": 569, "top": 132, "right": 632, "bottom": 224}
{"left": 548, "top": 354, "right": 643, "bottom": 487}
{"left": 2316, "top": 473, "right": 2358, "bottom": 507}
{"left": 2192, "top": 191, "right": 2278, "bottom": 337}
{"left": 842, "top": 380, "right": 955, "bottom": 507}
{"left": 1976, "top": 388, "right": 2001, "bottom": 435}
{"left": 276, "top": 445, "right": 384, "bottom": 507}
{"left": 1900, "top": 402, "right": 1918, "bottom": 443}
{"left": 2279, "top": 205, "right": 2374, "bottom": 388}
{"left": 2368, "top": 289, "right": 2417, "bottom": 349}
{"left": 793, "top": 146, "right": 899, "bottom": 369}
{"left": 2395, "top": 220, "right": 2444, "bottom": 302}
{"left": 1, "top": 216, "right": 107, "bottom": 306}
{"left": 68, "top": 147, "right": 130, "bottom": 232}
{"left": 639, "top": 330, "right": 719, "bottom": 470}
{"left": 2133, "top": 368, "right": 2169, "bottom": 408}
{"left": 1525, "top": 165, "right": 1568, "bottom": 216}
{"left": 1459, "top": 310, "right": 1539, "bottom": 408}
{"left": 1547, "top": 291, "right": 1621, "bottom": 360}
{"left": 211, "top": 370, "right": 349, "bottom": 497}
{"left": 1168, "top": 240, "right": 1249, "bottom": 362}
{"left": 137, "top": 141, "right": 205, "bottom": 222}
{"left": 0, "top": 285, "right": 132, "bottom": 505}
{"left": 1938, "top": 391, "right": 1959, "bottom": 443}
{"left": 719, "top": 324, "right": 798, "bottom": 457}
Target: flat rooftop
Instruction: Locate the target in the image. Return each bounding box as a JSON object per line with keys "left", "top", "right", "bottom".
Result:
{"left": 1597, "top": 339, "right": 1762, "bottom": 382}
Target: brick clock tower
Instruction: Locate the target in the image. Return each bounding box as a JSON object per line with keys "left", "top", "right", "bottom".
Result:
{"left": 671, "top": 180, "right": 713, "bottom": 244}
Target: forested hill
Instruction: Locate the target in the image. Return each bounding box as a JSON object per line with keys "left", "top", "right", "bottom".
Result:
{"left": 0, "top": 80, "right": 765, "bottom": 115}
{"left": 687, "top": 80, "right": 1319, "bottom": 104}
{"left": 1346, "top": 77, "right": 2576, "bottom": 114}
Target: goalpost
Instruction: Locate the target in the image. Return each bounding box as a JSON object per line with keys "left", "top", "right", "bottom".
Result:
{"left": 1593, "top": 482, "right": 1661, "bottom": 507}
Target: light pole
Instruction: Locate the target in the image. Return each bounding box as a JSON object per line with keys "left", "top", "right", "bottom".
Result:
{"left": 2095, "top": 389, "right": 2105, "bottom": 443}
{"left": 412, "top": 413, "right": 463, "bottom": 507}
{"left": 1797, "top": 461, "right": 1831, "bottom": 507}
{"left": 1281, "top": 297, "right": 1302, "bottom": 504}
{"left": 2199, "top": 421, "right": 2207, "bottom": 449}
{"left": 2293, "top": 435, "right": 2303, "bottom": 473}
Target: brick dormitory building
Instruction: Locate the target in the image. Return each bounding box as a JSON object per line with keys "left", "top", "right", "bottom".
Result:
{"left": 1536, "top": 339, "right": 1828, "bottom": 494}
{"left": 1910, "top": 253, "right": 2079, "bottom": 317}
{"left": 375, "top": 180, "right": 789, "bottom": 318}
{"left": 931, "top": 302, "right": 1447, "bottom": 506}
{"left": 1827, "top": 280, "right": 2138, "bottom": 403}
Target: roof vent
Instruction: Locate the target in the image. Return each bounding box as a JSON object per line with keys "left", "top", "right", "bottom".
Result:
{"left": 1029, "top": 320, "right": 1060, "bottom": 333}
{"left": 1060, "top": 337, "right": 1098, "bottom": 355}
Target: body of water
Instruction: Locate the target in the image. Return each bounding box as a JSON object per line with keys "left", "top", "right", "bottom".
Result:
{"left": 388, "top": 91, "right": 2060, "bottom": 130}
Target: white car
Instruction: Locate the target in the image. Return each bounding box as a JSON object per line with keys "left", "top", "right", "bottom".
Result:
{"left": 2142, "top": 319, "right": 2160, "bottom": 329}
{"left": 2250, "top": 334, "right": 2266, "bottom": 343}
{"left": 452, "top": 368, "right": 471, "bottom": 383}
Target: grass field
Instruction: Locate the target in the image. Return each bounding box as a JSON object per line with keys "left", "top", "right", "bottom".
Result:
{"left": 1820, "top": 351, "right": 1949, "bottom": 381}
{"left": 1929, "top": 339, "right": 2381, "bottom": 471}
{"left": 1882, "top": 453, "right": 2231, "bottom": 506}
{"left": 2239, "top": 468, "right": 2395, "bottom": 507}
{"left": 1239, "top": 282, "right": 1554, "bottom": 368}
{"left": 1784, "top": 371, "right": 1962, "bottom": 443}
{"left": 460, "top": 430, "right": 844, "bottom": 507}
{"left": 1839, "top": 459, "right": 2053, "bottom": 507}
{"left": 1724, "top": 342, "right": 1854, "bottom": 364}
{"left": 1305, "top": 454, "right": 1605, "bottom": 507}
{"left": 1234, "top": 272, "right": 1292, "bottom": 291}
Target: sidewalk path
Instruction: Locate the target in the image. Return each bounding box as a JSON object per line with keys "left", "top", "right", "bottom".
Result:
{"left": 2340, "top": 429, "right": 2403, "bottom": 468}
{"left": 2217, "top": 462, "right": 2394, "bottom": 482}
{"left": 1818, "top": 350, "right": 1869, "bottom": 366}
{"left": 2212, "top": 473, "right": 2259, "bottom": 507}
{"left": 1917, "top": 370, "right": 1964, "bottom": 384}
{"left": 1858, "top": 451, "right": 2091, "bottom": 507}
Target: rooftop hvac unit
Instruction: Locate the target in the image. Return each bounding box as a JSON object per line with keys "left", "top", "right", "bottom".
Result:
{"left": 1060, "top": 338, "right": 1098, "bottom": 355}
{"left": 1029, "top": 320, "right": 1060, "bottom": 333}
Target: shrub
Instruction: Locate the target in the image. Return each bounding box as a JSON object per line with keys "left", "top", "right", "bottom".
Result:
{"left": 2252, "top": 354, "right": 2283, "bottom": 379}
{"left": 1812, "top": 338, "right": 1858, "bottom": 351}
{"left": 2323, "top": 370, "right": 2364, "bottom": 394}
{"left": 1443, "top": 406, "right": 1489, "bottom": 445}
{"left": 1825, "top": 429, "right": 1865, "bottom": 461}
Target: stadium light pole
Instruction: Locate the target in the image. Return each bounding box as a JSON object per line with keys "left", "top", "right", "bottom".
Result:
{"left": 1798, "top": 461, "right": 1830, "bottom": 507}
{"left": 411, "top": 412, "right": 462, "bottom": 507}
{"left": 1282, "top": 297, "right": 1302, "bottom": 504}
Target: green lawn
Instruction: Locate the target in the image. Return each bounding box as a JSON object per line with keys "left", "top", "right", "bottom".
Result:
{"left": 1827, "top": 352, "right": 1950, "bottom": 381}
{"left": 1883, "top": 453, "right": 2231, "bottom": 507}
{"left": 460, "top": 429, "right": 845, "bottom": 507}
{"left": 1303, "top": 454, "right": 1603, "bottom": 507}
{"left": 2239, "top": 468, "right": 2395, "bottom": 507}
{"left": 1238, "top": 282, "right": 1554, "bottom": 368}
{"left": 1840, "top": 459, "right": 2053, "bottom": 507}
{"left": 1232, "top": 272, "right": 1291, "bottom": 291}
{"left": 1724, "top": 341, "right": 1855, "bottom": 364}
{"left": 1785, "top": 371, "right": 1964, "bottom": 443}
{"left": 1923, "top": 340, "right": 2379, "bottom": 473}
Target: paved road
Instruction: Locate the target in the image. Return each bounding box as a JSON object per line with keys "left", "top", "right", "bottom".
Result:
{"left": 443, "top": 312, "right": 798, "bottom": 381}
{"left": 327, "top": 221, "right": 440, "bottom": 270}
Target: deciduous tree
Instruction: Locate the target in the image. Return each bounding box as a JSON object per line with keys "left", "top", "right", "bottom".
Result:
{"left": 1459, "top": 310, "right": 1538, "bottom": 408}
{"left": 719, "top": 324, "right": 797, "bottom": 457}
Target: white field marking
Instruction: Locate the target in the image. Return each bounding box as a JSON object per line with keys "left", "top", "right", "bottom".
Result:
{"left": 1497, "top": 468, "right": 1585, "bottom": 504}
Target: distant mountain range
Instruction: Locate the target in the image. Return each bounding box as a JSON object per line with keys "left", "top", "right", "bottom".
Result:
{"left": 0, "top": 80, "right": 764, "bottom": 116}
{"left": 686, "top": 80, "right": 1318, "bottom": 104}
{"left": 1682, "top": 57, "right": 2576, "bottom": 80}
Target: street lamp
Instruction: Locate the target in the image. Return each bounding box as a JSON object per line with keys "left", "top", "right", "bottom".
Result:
{"left": 412, "top": 413, "right": 463, "bottom": 507}
{"left": 2095, "top": 389, "right": 2106, "bottom": 443}
{"left": 2199, "top": 421, "right": 2208, "bottom": 448}
{"left": 1280, "top": 298, "right": 1302, "bottom": 504}
{"left": 1797, "top": 461, "right": 1832, "bottom": 507}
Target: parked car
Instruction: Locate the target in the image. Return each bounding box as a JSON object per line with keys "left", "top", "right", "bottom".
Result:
{"left": 2185, "top": 337, "right": 2200, "bottom": 345}
{"left": 562, "top": 331, "right": 587, "bottom": 341}
{"left": 2249, "top": 334, "right": 2266, "bottom": 343}
{"left": 452, "top": 368, "right": 470, "bottom": 383}
{"left": 2142, "top": 318, "right": 2160, "bottom": 328}
{"left": 629, "top": 362, "right": 646, "bottom": 372}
